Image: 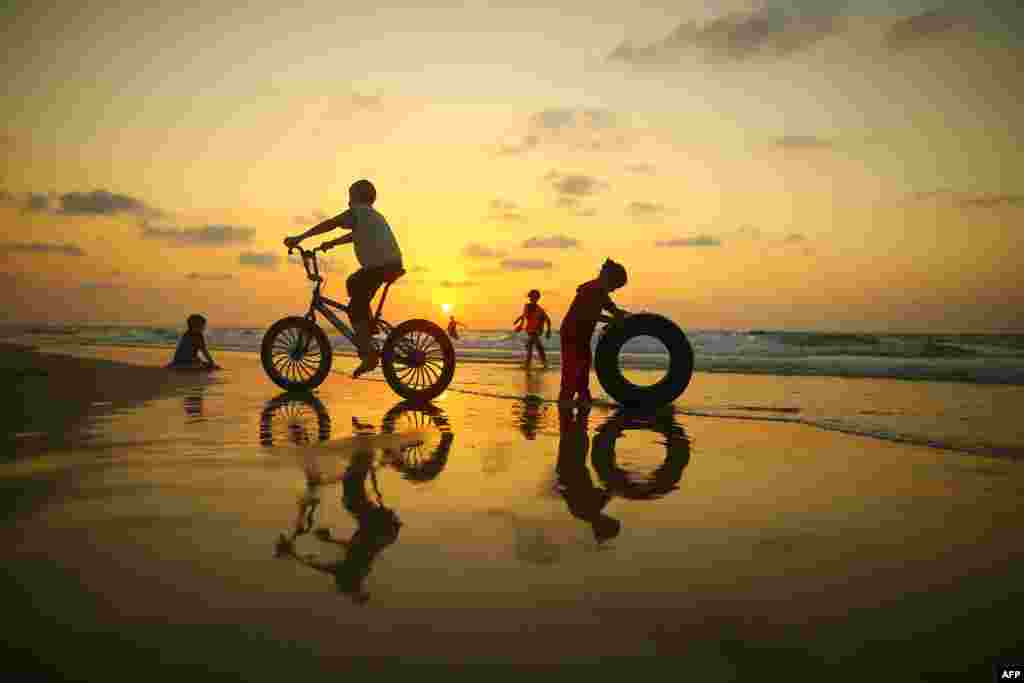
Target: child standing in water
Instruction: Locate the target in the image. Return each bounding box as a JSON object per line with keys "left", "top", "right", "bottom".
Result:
{"left": 559, "top": 259, "right": 628, "bottom": 404}
{"left": 446, "top": 315, "right": 466, "bottom": 340}
{"left": 513, "top": 289, "right": 552, "bottom": 368}
{"left": 167, "top": 314, "right": 219, "bottom": 370}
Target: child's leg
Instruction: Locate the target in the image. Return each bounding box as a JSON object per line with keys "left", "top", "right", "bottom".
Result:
{"left": 536, "top": 336, "right": 548, "bottom": 366}
{"left": 577, "top": 341, "right": 593, "bottom": 402}
{"left": 525, "top": 335, "right": 534, "bottom": 367}
{"left": 559, "top": 332, "right": 577, "bottom": 401}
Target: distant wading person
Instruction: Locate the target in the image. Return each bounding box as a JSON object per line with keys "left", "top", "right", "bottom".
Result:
{"left": 559, "top": 260, "right": 629, "bottom": 404}
{"left": 167, "top": 314, "right": 220, "bottom": 370}
{"left": 284, "top": 179, "right": 404, "bottom": 379}
{"left": 446, "top": 315, "right": 466, "bottom": 340}
{"left": 513, "top": 289, "right": 552, "bottom": 369}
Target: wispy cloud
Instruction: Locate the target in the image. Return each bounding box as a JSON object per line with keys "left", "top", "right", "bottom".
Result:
{"left": 15, "top": 189, "right": 160, "bottom": 217}
{"left": 0, "top": 241, "right": 86, "bottom": 256}
{"left": 735, "top": 225, "right": 762, "bottom": 239}
{"left": 522, "top": 234, "right": 579, "bottom": 249}
{"left": 783, "top": 232, "right": 807, "bottom": 242}
{"left": 885, "top": 10, "right": 966, "bottom": 51}
{"left": 655, "top": 234, "right": 722, "bottom": 247}
{"left": 462, "top": 243, "right": 508, "bottom": 259}
{"left": 80, "top": 281, "right": 117, "bottom": 289}
{"left": 626, "top": 201, "right": 674, "bottom": 219}
{"left": 609, "top": 7, "right": 843, "bottom": 65}
{"left": 439, "top": 279, "right": 478, "bottom": 288}
{"left": 775, "top": 135, "right": 833, "bottom": 148}
{"left": 548, "top": 171, "right": 608, "bottom": 198}
{"left": 187, "top": 272, "right": 234, "bottom": 281}
{"left": 957, "top": 194, "right": 1024, "bottom": 208}
{"left": 239, "top": 251, "right": 281, "bottom": 268}
{"left": 908, "top": 190, "right": 1024, "bottom": 208}
{"left": 625, "top": 163, "right": 656, "bottom": 175}
{"left": 501, "top": 258, "right": 553, "bottom": 270}
{"left": 293, "top": 210, "right": 328, "bottom": 225}
{"left": 141, "top": 221, "right": 255, "bottom": 246}
{"left": 492, "top": 107, "right": 625, "bottom": 156}
{"left": 490, "top": 199, "right": 519, "bottom": 211}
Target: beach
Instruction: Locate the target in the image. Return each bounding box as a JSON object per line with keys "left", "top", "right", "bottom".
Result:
{"left": 3, "top": 343, "right": 1022, "bottom": 680}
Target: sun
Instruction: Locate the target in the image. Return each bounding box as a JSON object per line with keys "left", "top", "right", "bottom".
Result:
{"left": 441, "top": 303, "right": 451, "bottom": 314}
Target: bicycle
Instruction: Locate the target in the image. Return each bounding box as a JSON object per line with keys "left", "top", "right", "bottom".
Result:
{"left": 261, "top": 247, "right": 456, "bottom": 401}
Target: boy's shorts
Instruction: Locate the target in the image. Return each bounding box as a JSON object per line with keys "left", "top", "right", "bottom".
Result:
{"left": 346, "top": 263, "right": 404, "bottom": 324}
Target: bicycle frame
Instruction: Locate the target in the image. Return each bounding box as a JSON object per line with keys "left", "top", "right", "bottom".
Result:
{"left": 294, "top": 247, "right": 397, "bottom": 348}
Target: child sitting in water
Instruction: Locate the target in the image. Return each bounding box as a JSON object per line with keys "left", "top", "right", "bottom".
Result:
{"left": 513, "top": 289, "right": 552, "bottom": 368}
{"left": 559, "top": 259, "right": 628, "bottom": 403}
{"left": 167, "top": 314, "right": 220, "bottom": 370}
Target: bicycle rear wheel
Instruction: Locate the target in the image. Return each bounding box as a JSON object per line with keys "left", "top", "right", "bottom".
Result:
{"left": 261, "top": 316, "right": 333, "bottom": 390}
{"left": 381, "top": 319, "right": 455, "bottom": 402}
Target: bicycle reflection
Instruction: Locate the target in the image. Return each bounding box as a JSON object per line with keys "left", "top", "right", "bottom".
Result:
{"left": 261, "top": 393, "right": 454, "bottom": 600}
{"left": 556, "top": 402, "right": 691, "bottom": 543}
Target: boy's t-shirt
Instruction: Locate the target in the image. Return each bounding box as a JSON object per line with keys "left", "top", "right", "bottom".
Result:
{"left": 522, "top": 303, "right": 547, "bottom": 334}
{"left": 171, "top": 330, "right": 206, "bottom": 364}
{"left": 339, "top": 204, "right": 403, "bottom": 269}
{"left": 561, "top": 279, "right": 614, "bottom": 339}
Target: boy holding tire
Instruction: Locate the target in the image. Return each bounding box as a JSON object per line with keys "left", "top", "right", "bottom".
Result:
{"left": 559, "top": 259, "right": 629, "bottom": 404}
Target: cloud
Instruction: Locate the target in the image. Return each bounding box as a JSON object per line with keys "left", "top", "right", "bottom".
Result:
{"left": 294, "top": 210, "right": 330, "bottom": 225}
{"left": 625, "top": 163, "right": 656, "bottom": 174}
{"left": 492, "top": 108, "right": 624, "bottom": 156}
{"left": 549, "top": 172, "right": 608, "bottom": 197}
{"left": 885, "top": 10, "right": 966, "bottom": 51}
{"left": 141, "top": 221, "right": 255, "bottom": 246}
{"left": 408, "top": 265, "right": 430, "bottom": 273}
{"left": 80, "top": 281, "right": 117, "bottom": 289}
{"left": 501, "top": 258, "right": 553, "bottom": 270}
{"left": 439, "top": 280, "right": 478, "bottom": 288}
{"left": 783, "top": 232, "right": 807, "bottom": 242}
{"left": 187, "top": 272, "right": 234, "bottom": 281}
{"left": 655, "top": 234, "right": 722, "bottom": 247}
{"left": 626, "top": 201, "right": 674, "bottom": 219}
{"left": 490, "top": 199, "right": 519, "bottom": 210}
{"left": 239, "top": 251, "right": 281, "bottom": 268}
{"left": 0, "top": 241, "right": 86, "bottom": 256}
{"left": 775, "top": 135, "right": 833, "bottom": 148}
{"left": 56, "top": 189, "right": 155, "bottom": 216}
{"left": 909, "top": 190, "right": 1024, "bottom": 208}
{"left": 462, "top": 243, "right": 508, "bottom": 259}
{"left": 736, "top": 225, "right": 762, "bottom": 239}
{"left": 491, "top": 212, "right": 527, "bottom": 223}
{"left": 609, "top": 7, "right": 842, "bottom": 65}
{"left": 26, "top": 193, "right": 51, "bottom": 212}
{"left": 522, "top": 234, "right": 580, "bottom": 249}
{"left": 957, "top": 194, "right": 1024, "bottom": 208}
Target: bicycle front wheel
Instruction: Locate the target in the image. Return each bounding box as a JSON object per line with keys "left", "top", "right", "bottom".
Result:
{"left": 261, "top": 317, "right": 333, "bottom": 390}
{"left": 381, "top": 319, "right": 455, "bottom": 401}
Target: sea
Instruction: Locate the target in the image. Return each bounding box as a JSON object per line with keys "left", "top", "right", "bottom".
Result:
{"left": 6, "top": 322, "right": 1023, "bottom": 460}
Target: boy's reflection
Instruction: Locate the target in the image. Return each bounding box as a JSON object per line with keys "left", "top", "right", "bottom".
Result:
{"left": 276, "top": 448, "right": 402, "bottom": 604}
{"left": 515, "top": 369, "right": 549, "bottom": 440}
{"left": 555, "top": 403, "right": 621, "bottom": 544}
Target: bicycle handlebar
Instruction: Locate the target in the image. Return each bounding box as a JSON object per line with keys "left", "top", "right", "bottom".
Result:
{"left": 288, "top": 246, "right": 322, "bottom": 282}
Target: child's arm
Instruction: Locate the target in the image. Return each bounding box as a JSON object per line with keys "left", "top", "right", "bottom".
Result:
{"left": 285, "top": 211, "right": 355, "bottom": 247}
{"left": 198, "top": 335, "right": 218, "bottom": 366}
{"left": 544, "top": 312, "right": 552, "bottom": 337}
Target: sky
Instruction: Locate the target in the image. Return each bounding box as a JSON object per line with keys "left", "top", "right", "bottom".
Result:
{"left": 2, "top": 0, "right": 1022, "bottom": 332}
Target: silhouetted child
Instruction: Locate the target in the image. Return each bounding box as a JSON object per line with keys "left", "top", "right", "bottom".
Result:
{"left": 513, "top": 289, "right": 552, "bottom": 368}
{"left": 555, "top": 402, "right": 621, "bottom": 544}
{"left": 167, "top": 314, "right": 219, "bottom": 370}
{"left": 559, "top": 259, "right": 628, "bottom": 403}
{"left": 284, "top": 179, "right": 404, "bottom": 378}
{"left": 447, "top": 315, "right": 466, "bottom": 340}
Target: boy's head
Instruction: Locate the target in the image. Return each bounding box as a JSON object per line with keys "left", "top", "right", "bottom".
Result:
{"left": 599, "top": 259, "right": 627, "bottom": 291}
{"left": 349, "top": 179, "right": 376, "bottom": 206}
{"left": 592, "top": 514, "right": 622, "bottom": 543}
{"left": 527, "top": 289, "right": 541, "bottom": 301}
{"left": 186, "top": 314, "right": 207, "bottom": 332}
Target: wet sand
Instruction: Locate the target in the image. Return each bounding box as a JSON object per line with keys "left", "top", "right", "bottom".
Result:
{"left": 3, "top": 345, "right": 1022, "bottom": 680}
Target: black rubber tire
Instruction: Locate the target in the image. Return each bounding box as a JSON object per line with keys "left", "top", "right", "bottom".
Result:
{"left": 381, "top": 319, "right": 456, "bottom": 402}
{"left": 594, "top": 313, "right": 694, "bottom": 407}
{"left": 590, "top": 407, "right": 691, "bottom": 500}
{"left": 259, "top": 392, "right": 332, "bottom": 447}
{"left": 380, "top": 401, "right": 454, "bottom": 483}
{"left": 261, "top": 317, "right": 333, "bottom": 391}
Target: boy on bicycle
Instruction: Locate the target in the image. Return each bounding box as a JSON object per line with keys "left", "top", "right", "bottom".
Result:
{"left": 284, "top": 179, "right": 404, "bottom": 378}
